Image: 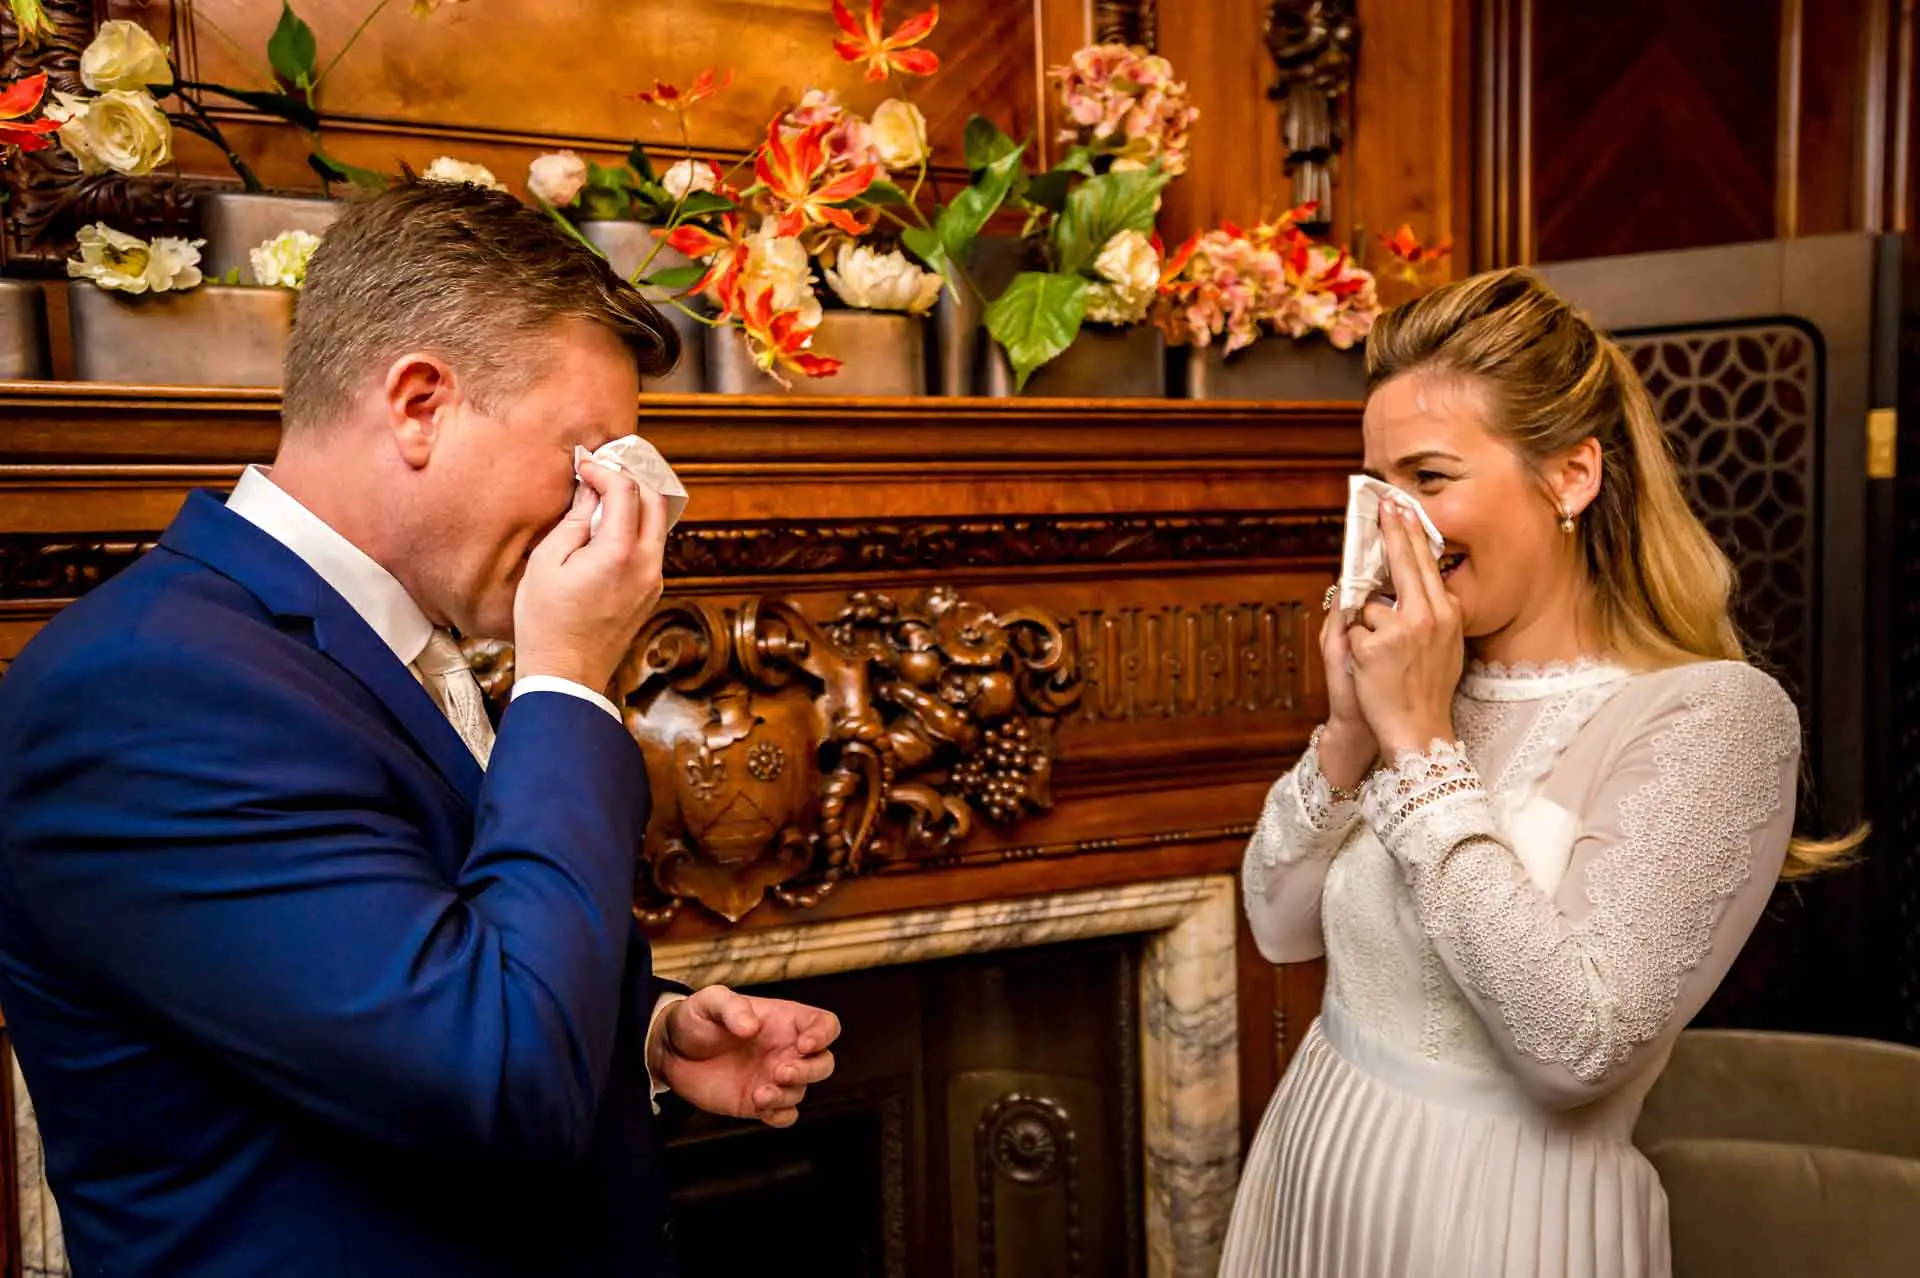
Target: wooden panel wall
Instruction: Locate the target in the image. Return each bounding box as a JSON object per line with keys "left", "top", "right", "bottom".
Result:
{"left": 1479, "top": 0, "right": 1917, "bottom": 266}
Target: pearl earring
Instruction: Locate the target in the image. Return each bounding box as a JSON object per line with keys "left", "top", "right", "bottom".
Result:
{"left": 1560, "top": 506, "right": 1576, "bottom": 534}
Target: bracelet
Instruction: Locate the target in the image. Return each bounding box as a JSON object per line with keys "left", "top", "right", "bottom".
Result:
{"left": 1308, "top": 724, "right": 1372, "bottom": 804}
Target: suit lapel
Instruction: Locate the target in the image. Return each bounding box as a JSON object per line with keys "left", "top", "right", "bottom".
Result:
{"left": 160, "top": 491, "right": 486, "bottom": 809}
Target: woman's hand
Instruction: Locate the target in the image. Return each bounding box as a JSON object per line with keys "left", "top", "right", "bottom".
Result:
{"left": 1317, "top": 606, "right": 1378, "bottom": 791}
{"left": 1347, "top": 497, "right": 1465, "bottom": 759}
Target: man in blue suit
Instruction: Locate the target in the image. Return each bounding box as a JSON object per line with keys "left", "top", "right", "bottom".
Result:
{"left": 0, "top": 181, "right": 839, "bottom": 1276}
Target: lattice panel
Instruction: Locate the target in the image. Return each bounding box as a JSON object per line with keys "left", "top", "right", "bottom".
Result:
{"left": 1618, "top": 325, "right": 1820, "bottom": 724}
{"left": 1895, "top": 306, "right": 1920, "bottom": 1043}
{"left": 1617, "top": 322, "right": 1822, "bottom": 1032}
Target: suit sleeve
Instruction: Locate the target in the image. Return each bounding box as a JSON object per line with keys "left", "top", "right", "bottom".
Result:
{"left": 3, "top": 644, "right": 649, "bottom": 1162}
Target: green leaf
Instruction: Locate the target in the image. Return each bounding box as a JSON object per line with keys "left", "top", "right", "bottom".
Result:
{"left": 219, "top": 266, "right": 242, "bottom": 286}
{"left": 901, "top": 224, "right": 949, "bottom": 277}
{"left": 267, "top": 1, "right": 318, "bottom": 90}
{"left": 1058, "top": 146, "right": 1097, "bottom": 177}
{"left": 640, "top": 263, "right": 707, "bottom": 292}
{"left": 984, "top": 271, "right": 1088, "bottom": 392}
{"left": 1022, "top": 169, "right": 1074, "bottom": 214}
{"left": 308, "top": 147, "right": 387, "bottom": 192}
{"left": 198, "top": 83, "right": 321, "bottom": 132}
{"left": 673, "top": 191, "right": 737, "bottom": 219}
{"left": 536, "top": 196, "right": 607, "bottom": 257}
{"left": 936, "top": 142, "right": 1026, "bottom": 265}
{"left": 580, "top": 187, "right": 631, "bottom": 221}
{"left": 627, "top": 143, "right": 658, "bottom": 184}
{"left": 964, "top": 116, "right": 1021, "bottom": 172}
{"left": 840, "top": 179, "right": 911, "bottom": 208}
{"left": 1052, "top": 167, "right": 1171, "bottom": 275}
{"left": 586, "top": 161, "right": 636, "bottom": 192}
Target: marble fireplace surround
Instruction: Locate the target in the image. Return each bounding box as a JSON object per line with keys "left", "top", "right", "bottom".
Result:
{"left": 653, "top": 874, "right": 1242, "bottom": 1278}
{"left": 11, "top": 875, "right": 1240, "bottom": 1278}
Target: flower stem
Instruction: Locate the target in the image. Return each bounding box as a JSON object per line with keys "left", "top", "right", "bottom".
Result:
{"left": 317, "top": 0, "right": 395, "bottom": 91}
{"left": 168, "top": 68, "right": 263, "bottom": 192}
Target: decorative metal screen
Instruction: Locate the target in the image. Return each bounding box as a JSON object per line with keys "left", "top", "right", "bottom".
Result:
{"left": 1617, "top": 323, "right": 1821, "bottom": 727}
{"left": 1616, "top": 321, "right": 1823, "bottom": 1032}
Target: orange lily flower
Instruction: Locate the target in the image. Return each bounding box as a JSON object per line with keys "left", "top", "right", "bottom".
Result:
{"left": 1380, "top": 223, "right": 1453, "bottom": 268}
{"left": 831, "top": 0, "right": 940, "bottom": 82}
{"left": 633, "top": 67, "right": 735, "bottom": 113}
{"left": 754, "top": 118, "right": 878, "bottom": 238}
{"left": 1159, "top": 233, "right": 1200, "bottom": 287}
{"left": 0, "top": 73, "right": 59, "bottom": 153}
{"left": 659, "top": 211, "right": 752, "bottom": 316}
{"left": 739, "top": 286, "right": 841, "bottom": 386}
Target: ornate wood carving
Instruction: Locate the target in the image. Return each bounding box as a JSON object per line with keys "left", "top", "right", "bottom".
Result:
{"left": 1073, "top": 602, "right": 1305, "bottom": 723}
{"left": 0, "top": 1, "right": 204, "bottom": 271}
{"left": 0, "top": 514, "right": 1341, "bottom": 603}
{"left": 525, "top": 587, "right": 1086, "bottom": 925}
{"left": 1093, "top": 0, "right": 1157, "bottom": 51}
{"left": 1264, "top": 0, "right": 1359, "bottom": 230}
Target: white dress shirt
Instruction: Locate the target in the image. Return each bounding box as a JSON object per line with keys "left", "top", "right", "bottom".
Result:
{"left": 225, "top": 466, "right": 682, "bottom": 1097}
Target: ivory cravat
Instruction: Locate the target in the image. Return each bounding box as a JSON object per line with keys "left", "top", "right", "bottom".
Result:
{"left": 415, "top": 629, "right": 494, "bottom": 766}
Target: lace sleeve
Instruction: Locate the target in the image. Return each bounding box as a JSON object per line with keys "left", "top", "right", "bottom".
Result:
{"left": 1242, "top": 736, "right": 1364, "bottom": 964}
{"left": 1363, "top": 663, "right": 1801, "bottom": 1107}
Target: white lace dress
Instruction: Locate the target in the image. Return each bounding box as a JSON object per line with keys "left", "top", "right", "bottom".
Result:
{"left": 1219, "top": 659, "right": 1801, "bottom": 1278}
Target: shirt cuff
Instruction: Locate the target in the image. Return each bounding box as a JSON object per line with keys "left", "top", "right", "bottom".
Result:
{"left": 509, "top": 675, "right": 622, "bottom": 723}
{"left": 645, "top": 992, "right": 689, "bottom": 1109}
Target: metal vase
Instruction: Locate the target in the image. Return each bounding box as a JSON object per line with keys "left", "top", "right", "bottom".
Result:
{"left": 579, "top": 220, "right": 706, "bottom": 394}
{"left": 197, "top": 192, "right": 342, "bottom": 284}
{"left": 980, "top": 324, "right": 1168, "bottom": 398}
{"left": 0, "top": 280, "right": 50, "bottom": 379}
{"left": 706, "top": 311, "right": 927, "bottom": 396}
{"left": 1184, "top": 338, "right": 1368, "bottom": 401}
{"left": 930, "top": 235, "right": 1034, "bottom": 395}
{"left": 68, "top": 281, "right": 294, "bottom": 387}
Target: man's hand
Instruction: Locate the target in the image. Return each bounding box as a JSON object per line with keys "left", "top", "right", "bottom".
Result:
{"left": 512, "top": 460, "right": 667, "bottom": 693}
{"left": 651, "top": 986, "right": 840, "bottom": 1128}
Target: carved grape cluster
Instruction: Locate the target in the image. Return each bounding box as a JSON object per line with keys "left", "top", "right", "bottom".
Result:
{"left": 951, "top": 717, "right": 1039, "bottom": 823}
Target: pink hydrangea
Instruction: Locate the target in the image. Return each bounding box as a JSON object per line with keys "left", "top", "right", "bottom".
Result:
{"left": 1155, "top": 208, "right": 1380, "bottom": 352}
{"left": 1049, "top": 43, "right": 1199, "bottom": 176}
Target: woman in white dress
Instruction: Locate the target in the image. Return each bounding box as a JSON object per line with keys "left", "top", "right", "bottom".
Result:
{"left": 1219, "top": 268, "right": 1858, "bottom": 1277}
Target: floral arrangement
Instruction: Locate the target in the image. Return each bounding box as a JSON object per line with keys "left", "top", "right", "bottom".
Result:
{"left": 38, "top": 6, "right": 458, "bottom": 195}
{"left": 517, "top": 0, "right": 964, "bottom": 387}
{"left": 67, "top": 222, "right": 320, "bottom": 293}
{"left": 1154, "top": 204, "right": 1380, "bottom": 355}
{"left": 968, "top": 41, "right": 1199, "bottom": 390}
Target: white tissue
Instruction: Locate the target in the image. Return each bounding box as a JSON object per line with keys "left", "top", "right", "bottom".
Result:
{"left": 573, "top": 435, "right": 688, "bottom": 534}
{"left": 1338, "top": 474, "right": 1446, "bottom": 620}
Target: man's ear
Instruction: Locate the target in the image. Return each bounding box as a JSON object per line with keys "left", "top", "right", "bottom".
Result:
{"left": 382, "top": 352, "right": 459, "bottom": 470}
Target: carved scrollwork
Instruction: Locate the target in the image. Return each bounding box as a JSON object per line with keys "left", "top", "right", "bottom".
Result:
{"left": 1264, "top": 0, "right": 1359, "bottom": 230}
{"left": 614, "top": 587, "right": 1083, "bottom": 924}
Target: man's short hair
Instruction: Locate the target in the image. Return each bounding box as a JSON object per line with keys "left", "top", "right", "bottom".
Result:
{"left": 283, "top": 179, "right": 680, "bottom": 432}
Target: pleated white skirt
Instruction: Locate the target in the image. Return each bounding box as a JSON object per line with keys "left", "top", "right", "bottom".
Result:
{"left": 1218, "top": 1002, "right": 1670, "bottom": 1278}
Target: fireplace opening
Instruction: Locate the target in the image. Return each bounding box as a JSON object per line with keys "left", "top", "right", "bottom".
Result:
{"left": 662, "top": 935, "right": 1145, "bottom": 1277}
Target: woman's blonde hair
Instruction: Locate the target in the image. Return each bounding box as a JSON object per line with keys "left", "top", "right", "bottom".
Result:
{"left": 1365, "top": 267, "right": 1859, "bottom": 877}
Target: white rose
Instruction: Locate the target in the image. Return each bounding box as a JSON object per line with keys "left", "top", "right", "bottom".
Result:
{"left": 661, "top": 158, "right": 718, "bottom": 202}
{"left": 1085, "top": 229, "right": 1159, "bottom": 325}
{"left": 67, "top": 222, "right": 203, "bottom": 294}
{"left": 81, "top": 20, "right": 172, "bottom": 93}
{"left": 825, "top": 243, "right": 943, "bottom": 314}
{"left": 738, "top": 222, "right": 820, "bottom": 327}
{"left": 868, "top": 98, "right": 929, "bottom": 170}
{"left": 526, "top": 150, "right": 587, "bottom": 207}
{"left": 422, "top": 156, "right": 506, "bottom": 192}
{"left": 48, "top": 88, "right": 171, "bottom": 177}
{"left": 248, "top": 229, "right": 322, "bottom": 290}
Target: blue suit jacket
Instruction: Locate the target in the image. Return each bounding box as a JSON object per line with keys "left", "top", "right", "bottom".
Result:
{"left": 0, "top": 492, "right": 681, "bottom": 1276}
